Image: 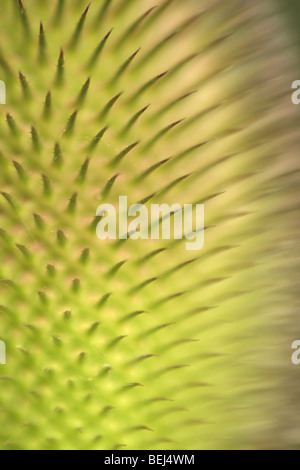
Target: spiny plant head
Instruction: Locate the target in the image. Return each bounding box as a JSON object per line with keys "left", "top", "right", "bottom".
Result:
{"left": 0, "top": 0, "right": 299, "bottom": 450}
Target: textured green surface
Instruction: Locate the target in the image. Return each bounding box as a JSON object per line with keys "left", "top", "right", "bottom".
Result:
{"left": 0, "top": 0, "right": 299, "bottom": 450}
{"left": 276, "top": 0, "right": 300, "bottom": 52}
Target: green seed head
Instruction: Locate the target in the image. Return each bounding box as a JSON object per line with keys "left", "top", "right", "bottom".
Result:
{"left": 0, "top": 0, "right": 299, "bottom": 450}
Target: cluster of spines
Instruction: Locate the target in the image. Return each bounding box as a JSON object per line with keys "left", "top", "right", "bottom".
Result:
{"left": 0, "top": 0, "right": 298, "bottom": 450}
